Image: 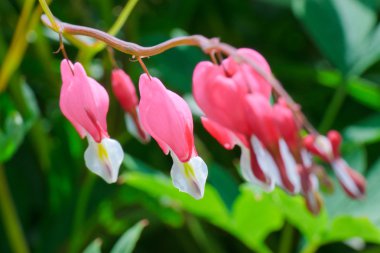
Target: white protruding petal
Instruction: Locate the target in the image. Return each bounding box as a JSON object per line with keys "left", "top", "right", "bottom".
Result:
{"left": 240, "top": 145, "right": 275, "bottom": 191}
{"left": 125, "top": 108, "right": 150, "bottom": 143}
{"left": 170, "top": 152, "right": 208, "bottom": 199}
{"left": 331, "top": 158, "right": 361, "bottom": 197}
{"left": 279, "top": 138, "right": 301, "bottom": 193}
{"left": 301, "top": 148, "right": 313, "bottom": 168}
{"left": 251, "top": 136, "right": 280, "bottom": 187}
{"left": 84, "top": 136, "right": 124, "bottom": 183}
{"left": 315, "top": 135, "right": 333, "bottom": 160}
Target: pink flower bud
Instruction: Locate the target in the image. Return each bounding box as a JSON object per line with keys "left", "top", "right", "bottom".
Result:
{"left": 111, "top": 69, "right": 138, "bottom": 113}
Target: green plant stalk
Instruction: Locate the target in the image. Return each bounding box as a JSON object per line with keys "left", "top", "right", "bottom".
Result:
{"left": 186, "top": 215, "right": 225, "bottom": 253}
{"left": 38, "top": 0, "right": 60, "bottom": 32}
{"left": 318, "top": 78, "right": 348, "bottom": 133}
{"left": 278, "top": 222, "right": 294, "bottom": 253}
{"left": 300, "top": 242, "right": 319, "bottom": 253}
{"left": 0, "top": 165, "right": 30, "bottom": 253}
{"left": 0, "top": 0, "right": 36, "bottom": 92}
{"left": 69, "top": 173, "right": 96, "bottom": 253}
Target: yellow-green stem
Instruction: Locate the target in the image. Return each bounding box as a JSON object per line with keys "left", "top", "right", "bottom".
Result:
{"left": 0, "top": 0, "right": 36, "bottom": 92}
{"left": 0, "top": 165, "right": 30, "bottom": 253}
{"left": 318, "top": 78, "right": 348, "bottom": 133}
{"left": 38, "top": 0, "right": 60, "bottom": 32}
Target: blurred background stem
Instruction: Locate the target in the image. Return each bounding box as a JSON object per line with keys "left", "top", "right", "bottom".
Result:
{"left": 278, "top": 222, "right": 294, "bottom": 253}
{"left": 69, "top": 172, "right": 96, "bottom": 253}
{"left": 0, "top": 165, "right": 30, "bottom": 253}
{"left": 318, "top": 77, "right": 348, "bottom": 133}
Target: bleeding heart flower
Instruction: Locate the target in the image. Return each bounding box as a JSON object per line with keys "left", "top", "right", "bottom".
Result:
{"left": 139, "top": 74, "right": 208, "bottom": 199}
{"left": 304, "top": 131, "right": 365, "bottom": 199}
{"left": 60, "top": 60, "right": 123, "bottom": 183}
{"left": 192, "top": 48, "right": 272, "bottom": 136}
{"left": 111, "top": 69, "right": 149, "bottom": 142}
{"left": 244, "top": 94, "right": 300, "bottom": 194}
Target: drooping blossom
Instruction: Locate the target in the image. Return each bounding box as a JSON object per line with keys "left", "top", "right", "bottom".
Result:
{"left": 304, "top": 131, "right": 366, "bottom": 199}
{"left": 139, "top": 73, "right": 207, "bottom": 199}
{"left": 244, "top": 94, "right": 301, "bottom": 194}
{"left": 193, "top": 48, "right": 272, "bottom": 135}
{"left": 60, "top": 60, "right": 124, "bottom": 183}
{"left": 192, "top": 47, "right": 366, "bottom": 214}
{"left": 111, "top": 69, "right": 149, "bottom": 142}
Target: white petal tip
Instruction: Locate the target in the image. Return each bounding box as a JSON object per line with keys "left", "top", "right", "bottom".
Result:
{"left": 84, "top": 137, "right": 124, "bottom": 184}
{"left": 170, "top": 154, "right": 208, "bottom": 200}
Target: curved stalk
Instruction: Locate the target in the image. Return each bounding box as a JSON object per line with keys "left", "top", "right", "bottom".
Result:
{"left": 39, "top": 14, "right": 317, "bottom": 134}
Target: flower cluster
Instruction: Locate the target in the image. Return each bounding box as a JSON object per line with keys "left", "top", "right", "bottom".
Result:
{"left": 192, "top": 48, "right": 365, "bottom": 214}
{"left": 59, "top": 59, "right": 207, "bottom": 199}
{"left": 59, "top": 47, "right": 366, "bottom": 213}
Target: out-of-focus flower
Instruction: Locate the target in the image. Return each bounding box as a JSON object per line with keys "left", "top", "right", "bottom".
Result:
{"left": 139, "top": 74, "right": 207, "bottom": 199}
{"left": 304, "top": 131, "right": 365, "bottom": 199}
{"left": 60, "top": 60, "right": 123, "bottom": 183}
{"left": 193, "top": 48, "right": 272, "bottom": 135}
{"left": 111, "top": 69, "right": 149, "bottom": 142}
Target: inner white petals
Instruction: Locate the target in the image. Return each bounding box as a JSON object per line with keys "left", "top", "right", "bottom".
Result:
{"left": 315, "top": 135, "right": 333, "bottom": 160}
{"left": 251, "top": 136, "right": 279, "bottom": 188}
{"left": 239, "top": 145, "right": 275, "bottom": 191}
{"left": 170, "top": 152, "right": 208, "bottom": 200}
{"left": 279, "top": 138, "right": 301, "bottom": 193}
{"left": 125, "top": 108, "right": 149, "bottom": 143}
{"left": 301, "top": 148, "right": 313, "bottom": 168}
{"left": 331, "top": 158, "right": 361, "bottom": 197}
{"left": 84, "top": 136, "right": 124, "bottom": 183}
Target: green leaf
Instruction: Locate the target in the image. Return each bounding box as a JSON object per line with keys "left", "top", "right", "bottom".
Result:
{"left": 0, "top": 111, "right": 25, "bottom": 162}
{"left": 231, "top": 185, "right": 284, "bottom": 253}
{"left": 325, "top": 216, "right": 380, "bottom": 243}
{"left": 274, "top": 190, "right": 328, "bottom": 242}
{"left": 292, "top": 0, "right": 377, "bottom": 75}
{"left": 110, "top": 220, "right": 148, "bottom": 253}
{"left": 122, "top": 172, "right": 231, "bottom": 229}
{"left": 317, "top": 71, "right": 380, "bottom": 110}
{"left": 341, "top": 142, "right": 367, "bottom": 174}
{"left": 83, "top": 239, "right": 102, "bottom": 253}
{"left": 343, "top": 114, "right": 380, "bottom": 144}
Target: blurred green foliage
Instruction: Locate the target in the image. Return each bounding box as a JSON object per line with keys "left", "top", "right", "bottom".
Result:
{"left": 1, "top": 0, "right": 380, "bottom": 252}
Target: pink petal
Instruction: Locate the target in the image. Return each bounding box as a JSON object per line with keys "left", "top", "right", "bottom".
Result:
{"left": 273, "top": 99, "right": 300, "bottom": 151}
{"left": 111, "top": 69, "right": 138, "bottom": 112}
{"left": 244, "top": 94, "right": 280, "bottom": 147}
{"left": 59, "top": 60, "right": 109, "bottom": 142}
{"left": 193, "top": 61, "right": 251, "bottom": 135}
{"left": 224, "top": 48, "right": 272, "bottom": 99}
{"left": 201, "top": 117, "right": 241, "bottom": 150}
{"left": 139, "top": 74, "right": 194, "bottom": 162}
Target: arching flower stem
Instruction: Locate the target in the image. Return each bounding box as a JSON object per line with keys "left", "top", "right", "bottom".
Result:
{"left": 40, "top": 14, "right": 316, "bottom": 135}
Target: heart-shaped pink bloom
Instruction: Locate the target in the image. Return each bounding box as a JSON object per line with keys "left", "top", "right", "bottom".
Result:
{"left": 139, "top": 74, "right": 208, "bottom": 199}
{"left": 60, "top": 60, "right": 109, "bottom": 143}
{"left": 192, "top": 48, "right": 272, "bottom": 136}
{"left": 139, "top": 74, "right": 195, "bottom": 162}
